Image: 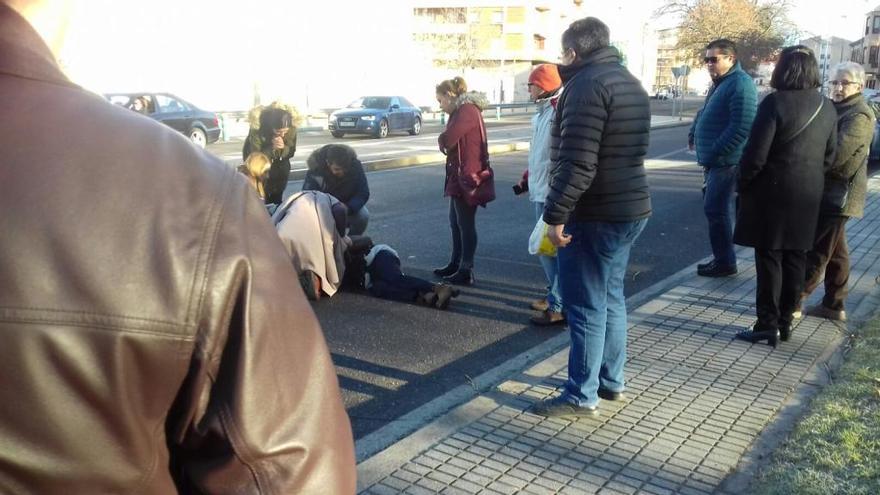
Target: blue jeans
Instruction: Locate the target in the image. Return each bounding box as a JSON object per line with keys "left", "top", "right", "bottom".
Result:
{"left": 557, "top": 218, "right": 648, "bottom": 407}
{"left": 534, "top": 202, "right": 562, "bottom": 312}
{"left": 703, "top": 166, "right": 737, "bottom": 267}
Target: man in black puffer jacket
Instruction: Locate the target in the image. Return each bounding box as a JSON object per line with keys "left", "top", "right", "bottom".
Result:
{"left": 532, "top": 17, "right": 652, "bottom": 419}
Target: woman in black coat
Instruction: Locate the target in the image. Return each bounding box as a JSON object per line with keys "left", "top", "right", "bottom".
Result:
{"left": 733, "top": 45, "right": 837, "bottom": 347}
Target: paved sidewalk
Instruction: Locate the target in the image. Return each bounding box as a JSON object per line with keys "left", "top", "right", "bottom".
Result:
{"left": 356, "top": 175, "right": 880, "bottom": 494}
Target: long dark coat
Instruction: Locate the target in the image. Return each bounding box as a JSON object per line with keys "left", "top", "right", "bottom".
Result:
{"left": 733, "top": 89, "right": 837, "bottom": 250}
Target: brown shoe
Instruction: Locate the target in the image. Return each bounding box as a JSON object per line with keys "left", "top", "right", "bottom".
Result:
{"left": 530, "top": 310, "right": 565, "bottom": 326}
{"left": 805, "top": 304, "right": 846, "bottom": 321}
{"left": 530, "top": 298, "right": 549, "bottom": 311}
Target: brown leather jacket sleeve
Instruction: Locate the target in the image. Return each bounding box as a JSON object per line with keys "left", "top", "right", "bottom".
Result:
{"left": 167, "top": 174, "right": 356, "bottom": 494}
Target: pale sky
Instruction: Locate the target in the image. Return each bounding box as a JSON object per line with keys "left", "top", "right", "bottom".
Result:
{"left": 54, "top": 0, "right": 880, "bottom": 111}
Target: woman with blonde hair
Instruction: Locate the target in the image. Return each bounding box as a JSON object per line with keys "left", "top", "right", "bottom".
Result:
{"left": 433, "top": 76, "right": 495, "bottom": 286}
{"left": 238, "top": 152, "right": 272, "bottom": 200}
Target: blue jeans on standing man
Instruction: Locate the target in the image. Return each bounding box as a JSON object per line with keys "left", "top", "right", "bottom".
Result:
{"left": 703, "top": 165, "right": 737, "bottom": 267}
{"left": 534, "top": 201, "right": 562, "bottom": 313}
{"left": 557, "top": 218, "right": 648, "bottom": 408}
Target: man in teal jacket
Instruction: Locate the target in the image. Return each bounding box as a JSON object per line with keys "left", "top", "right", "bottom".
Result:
{"left": 688, "top": 39, "right": 758, "bottom": 277}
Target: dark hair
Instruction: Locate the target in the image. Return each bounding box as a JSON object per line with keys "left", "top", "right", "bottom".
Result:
{"left": 561, "top": 17, "right": 610, "bottom": 59}
{"left": 706, "top": 39, "right": 737, "bottom": 56}
{"left": 259, "top": 107, "right": 292, "bottom": 134}
{"left": 770, "top": 45, "right": 821, "bottom": 90}
{"left": 324, "top": 144, "right": 354, "bottom": 170}
{"left": 436, "top": 76, "right": 468, "bottom": 97}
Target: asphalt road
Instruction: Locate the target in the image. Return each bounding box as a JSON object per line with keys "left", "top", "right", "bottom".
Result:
{"left": 274, "top": 124, "right": 709, "bottom": 439}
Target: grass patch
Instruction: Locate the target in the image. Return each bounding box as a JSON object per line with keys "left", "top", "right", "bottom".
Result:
{"left": 753, "top": 318, "right": 880, "bottom": 494}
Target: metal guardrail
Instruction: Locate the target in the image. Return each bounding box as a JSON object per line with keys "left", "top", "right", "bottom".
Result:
{"left": 215, "top": 102, "right": 538, "bottom": 141}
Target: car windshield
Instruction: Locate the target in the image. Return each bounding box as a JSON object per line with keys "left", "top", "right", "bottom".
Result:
{"left": 347, "top": 97, "right": 391, "bottom": 109}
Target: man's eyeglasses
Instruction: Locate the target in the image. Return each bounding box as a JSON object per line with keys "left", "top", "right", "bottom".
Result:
{"left": 704, "top": 56, "right": 725, "bottom": 64}
{"left": 829, "top": 80, "right": 859, "bottom": 88}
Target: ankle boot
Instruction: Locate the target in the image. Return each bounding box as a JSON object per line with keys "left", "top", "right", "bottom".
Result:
{"left": 433, "top": 262, "right": 459, "bottom": 277}
{"left": 433, "top": 283, "right": 460, "bottom": 310}
{"left": 780, "top": 324, "right": 792, "bottom": 342}
{"left": 735, "top": 327, "right": 780, "bottom": 348}
{"left": 443, "top": 268, "right": 474, "bottom": 286}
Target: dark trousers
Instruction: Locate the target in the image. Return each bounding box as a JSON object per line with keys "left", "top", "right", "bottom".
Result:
{"left": 264, "top": 160, "right": 291, "bottom": 205}
{"left": 368, "top": 251, "right": 434, "bottom": 302}
{"left": 448, "top": 197, "right": 478, "bottom": 269}
{"left": 754, "top": 249, "right": 806, "bottom": 331}
{"left": 803, "top": 215, "right": 850, "bottom": 310}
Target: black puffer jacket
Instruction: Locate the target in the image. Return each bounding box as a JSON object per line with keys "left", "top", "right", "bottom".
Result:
{"left": 543, "top": 46, "right": 652, "bottom": 225}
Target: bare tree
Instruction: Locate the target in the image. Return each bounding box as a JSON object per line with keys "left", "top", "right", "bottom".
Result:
{"left": 412, "top": 7, "right": 496, "bottom": 71}
{"left": 655, "top": 0, "right": 797, "bottom": 74}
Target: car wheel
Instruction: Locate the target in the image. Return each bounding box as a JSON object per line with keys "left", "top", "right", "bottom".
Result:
{"left": 408, "top": 117, "right": 422, "bottom": 136}
{"left": 376, "top": 119, "right": 389, "bottom": 139}
{"left": 331, "top": 131, "right": 345, "bottom": 138}
{"left": 189, "top": 127, "right": 207, "bottom": 148}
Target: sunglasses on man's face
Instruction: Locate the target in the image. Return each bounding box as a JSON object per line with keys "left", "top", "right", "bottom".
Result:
{"left": 704, "top": 56, "right": 726, "bottom": 64}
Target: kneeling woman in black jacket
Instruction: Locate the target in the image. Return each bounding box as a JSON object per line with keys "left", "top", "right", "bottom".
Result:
{"left": 734, "top": 45, "right": 837, "bottom": 347}
{"left": 303, "top": 144, "right": 371, "bottom": 235}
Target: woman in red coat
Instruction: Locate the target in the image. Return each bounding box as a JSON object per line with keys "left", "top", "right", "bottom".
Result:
{"left": 433, "top": 76, "right": 495, "bottom": 285}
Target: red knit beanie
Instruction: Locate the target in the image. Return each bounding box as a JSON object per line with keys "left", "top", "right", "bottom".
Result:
{"left": 528, "top": 64, "right": 562, "bottom": 93}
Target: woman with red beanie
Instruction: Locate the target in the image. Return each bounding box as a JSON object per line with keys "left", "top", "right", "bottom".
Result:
{"left": 434, "top": 76, "right": 495, "bottom": 286}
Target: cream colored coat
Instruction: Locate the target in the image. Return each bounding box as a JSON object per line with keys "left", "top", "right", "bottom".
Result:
{"left": 272, "top": 191, "right": 349, "bottom": 296}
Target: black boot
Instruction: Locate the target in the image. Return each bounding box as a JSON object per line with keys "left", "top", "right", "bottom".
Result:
{"left": 779, "top": 323, "right": 792, "bottom": 342}
{"left": 443, "top": 268, "right": 474, "bottom": 286}
{"left": 735, "top": 327, "right": 780, "bottom": 348}
{"left": 433, "top": 262, "right": 459, "bottom": 277}
{"left": 417, "top": 291, "right": 438, "bottom": 307}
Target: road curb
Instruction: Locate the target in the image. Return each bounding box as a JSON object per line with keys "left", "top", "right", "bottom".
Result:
{"left": 287, "top": 119, "right": 692, "bottom": 181}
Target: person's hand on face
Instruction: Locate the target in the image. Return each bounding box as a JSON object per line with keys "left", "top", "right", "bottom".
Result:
{"left": 272, "top": 128, "right": 289, "bottom": 150}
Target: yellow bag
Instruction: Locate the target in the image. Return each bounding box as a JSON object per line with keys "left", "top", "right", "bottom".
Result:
{"left": 528, "top": 220, "right": 557, "bottom": 257}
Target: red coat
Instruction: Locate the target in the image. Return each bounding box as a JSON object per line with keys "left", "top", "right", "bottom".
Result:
{"left": 438, "top": 102, "right": 493, "bottom": 203}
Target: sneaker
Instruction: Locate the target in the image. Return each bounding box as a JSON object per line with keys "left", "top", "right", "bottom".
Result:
{"left": 433, "top": 283, "right": 460, "bottom": 310}
{"left": 697, "top": 260, "right": 714, "bottom": 271}
{"left": 530, "top": 310, "right": 566, "bottom": 327}
{"left": 805, "top": 304, "right": 846, "bottom": 321}
{"left": 530, "top": 298, "right": 549, "bottom": 312}
{"left": 530, "top": 395, "right": 597, "bottom": 418}
{"left": 597, "top": 388, "right": 625, "bottom": 401}
{"left": 697, "top": 261, "right": 737, "bottom": 277}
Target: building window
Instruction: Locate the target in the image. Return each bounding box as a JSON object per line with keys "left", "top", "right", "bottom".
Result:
{"left": 491, "top": 9, "right": 503, "bottom": 24}
{"left": 414, "top": 7, "right": 466, "bottom": 23}
{"left": 533, "top": 34, "right": 545, "bottom": 50}
{"left": 873, "top": 16, "right": 880, "bottom": 34}
{"left": 870, "top": 45, "right": 879, "bottom": 67}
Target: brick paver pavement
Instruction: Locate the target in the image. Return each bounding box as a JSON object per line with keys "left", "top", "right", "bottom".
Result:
{"left": 357, "top": 176, "right": 880, "bottom": 494}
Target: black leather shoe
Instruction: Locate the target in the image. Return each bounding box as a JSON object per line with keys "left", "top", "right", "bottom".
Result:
{"left": 443, "top": 268, "right": 474, "bottom": 286}
{"left": 780, "top": 324, "right": 792, "bottom": 342}
{"left": 735, "top": 328, "right": 780, "bottom": 348}
{"left": 598, "top": 388, "right": 625, "bottom": 401}
{"left": 433, "top": 263, "right": 459, "bottom": 277}
{"left": 697, "top": 261, "right": 737, "bottom": 277}
{"left": 697, "top": 260, "right": 714, "bottom": 271}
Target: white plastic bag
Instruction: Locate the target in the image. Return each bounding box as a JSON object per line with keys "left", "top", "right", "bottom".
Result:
{"left": 528, "top": 219, "right": 557, "bottom": 257}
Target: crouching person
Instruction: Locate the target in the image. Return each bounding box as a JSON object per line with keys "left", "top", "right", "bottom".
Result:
{"left": 303, "top": 144, "right": 371, "bottom": 235}
{"left": 273, "top": 190, "right": 352, "bottom": 300}
{"left": 365, "top": 244, "right": 459, "bottom": 309}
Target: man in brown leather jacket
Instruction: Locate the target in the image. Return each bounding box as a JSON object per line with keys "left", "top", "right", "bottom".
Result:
{"left": 0, "top": 1, "right": 356, "bottom": 493}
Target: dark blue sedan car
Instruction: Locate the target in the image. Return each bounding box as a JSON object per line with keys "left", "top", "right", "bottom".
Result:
{"left": 328, "top": 96, "right": 422, "bottom": 139}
